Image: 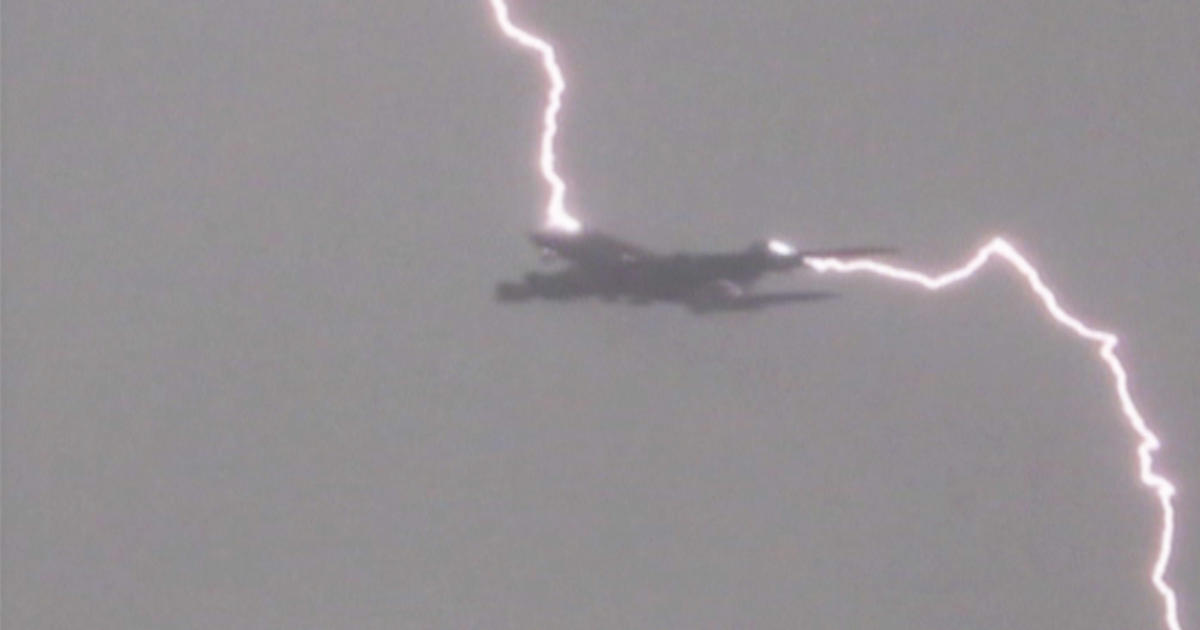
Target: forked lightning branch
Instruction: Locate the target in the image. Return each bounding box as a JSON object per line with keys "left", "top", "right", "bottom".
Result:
{"left": 486, "top": 2, "right": 1184, "bottom": 628}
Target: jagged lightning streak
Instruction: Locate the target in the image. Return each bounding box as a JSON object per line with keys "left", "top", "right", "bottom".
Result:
{"left": 805, "top": 238, "right": 1182, "bottom": 630}
{"left": 485, "top": 3, "right": 1184, "bottom": 628}
{"left": 487, "top": 0, "right": 582, "bottom": 234}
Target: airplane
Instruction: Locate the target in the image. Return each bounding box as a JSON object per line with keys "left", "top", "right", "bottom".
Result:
{"left": 496, "top": 228, "right": 894, "bottom": 313}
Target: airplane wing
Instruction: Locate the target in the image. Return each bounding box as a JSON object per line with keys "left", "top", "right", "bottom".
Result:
{"left": 687, "top": 283, "right": 838, "bottom": 313}
{"left": 683, "top": 279, "right": 744, "bottom": 311}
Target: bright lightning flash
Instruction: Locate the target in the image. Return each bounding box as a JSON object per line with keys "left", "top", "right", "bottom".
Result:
{"left": 804, "top": 238, "right": 1182, "bottom": 630}
{"left": 767, "top": 238, "right": 798, "bottom": 257}
{"left": 487, "top": 4, "right": 1184, "bottom": 628}
{"left": 487, "top": 0, "right": 582, "bottom": 234}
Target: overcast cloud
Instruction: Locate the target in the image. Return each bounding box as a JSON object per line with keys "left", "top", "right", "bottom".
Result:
{"left": 4, "top": 2, "right": 1198, "bottom": 628}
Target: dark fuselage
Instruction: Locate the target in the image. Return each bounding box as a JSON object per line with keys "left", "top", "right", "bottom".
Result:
{"left": 499, "top": 228, "right": 890, "bottom": 312}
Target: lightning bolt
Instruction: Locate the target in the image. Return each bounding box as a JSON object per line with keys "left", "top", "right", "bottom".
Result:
{"left": 486, "top": 3, "right": 1185, "bottom": 628}
{"left": 487, "top": 0, "right": 582, "bottom": 234}
{"left": 804, "top": 240, "right": 1182, "bottom": 630}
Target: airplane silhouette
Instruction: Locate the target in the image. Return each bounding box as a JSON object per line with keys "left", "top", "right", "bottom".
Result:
{"left": 496, "top": 228, "right": 893, "bottom": 313}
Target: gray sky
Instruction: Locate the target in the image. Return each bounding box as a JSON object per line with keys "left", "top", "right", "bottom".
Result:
{"left": 4, "top": 1, "right": 1197, "bottom": 628}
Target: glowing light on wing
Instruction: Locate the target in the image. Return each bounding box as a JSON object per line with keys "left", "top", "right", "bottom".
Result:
{"left": 487, "top": 0, "right": 582, "bottom": 234}
{"left": 806, "top": 238, "right": 1182, "bottom": 630}
{"left": 767, "top": 238, "right": 797, "bottom": 256}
